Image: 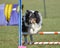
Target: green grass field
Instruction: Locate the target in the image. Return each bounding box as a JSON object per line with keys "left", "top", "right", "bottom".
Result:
{"left": 0, "top": 0, "right": 60, "bottom": 48}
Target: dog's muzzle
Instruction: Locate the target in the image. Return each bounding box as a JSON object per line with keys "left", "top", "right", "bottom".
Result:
{"left": 29, "top": 18, "right": 36, "bottom": 24}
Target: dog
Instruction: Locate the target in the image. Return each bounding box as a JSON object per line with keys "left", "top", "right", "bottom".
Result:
{"left": 22, "top": 10, "right": 42, "bottom": 44}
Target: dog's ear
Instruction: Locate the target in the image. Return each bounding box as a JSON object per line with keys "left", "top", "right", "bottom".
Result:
{"left": 34, "top": 11, "right": 39, "bottom": 14}
{"left": 26, "top": 10, "right": 29, "bottom": 12}
{"left": 34, "top": 11, "right": 40, "bottom": 23}
{"left": 26, "top": 10, "right": 28, "bottom": 13}
{"left": 25, "top": 10, "right": 29, "bottom": 15}
{"left": 26, "top": 10, "right": 31, "bottom": 14}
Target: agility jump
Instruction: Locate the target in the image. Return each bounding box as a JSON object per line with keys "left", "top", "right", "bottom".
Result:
{"left": 22, "top": 32, "right": 60, "bottom": 45}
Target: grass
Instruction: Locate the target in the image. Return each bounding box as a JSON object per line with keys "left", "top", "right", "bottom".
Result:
{"left": 0, "top": 26, "right": 18, "bottom": 48}
{"left": 0, "top": 0, "right": 18, "bottom": 4}
{"left": 0, "top": 0, "right": 60, "bottom": 48}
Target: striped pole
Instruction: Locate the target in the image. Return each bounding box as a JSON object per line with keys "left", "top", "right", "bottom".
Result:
{"left": 38, "top": 32, "right": 60, "bottom": 35}
{"left": 22, "top": 32, "right": 60, "bottom": 35}
{"left": 27, "top": 42, "right": 60, "bottom": 45}
{"left": 33, "top": 42, "right": 60, "bottom": 45}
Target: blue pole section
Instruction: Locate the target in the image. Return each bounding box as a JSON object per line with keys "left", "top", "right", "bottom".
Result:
{"left": 18, "top": 0, "right": 22, "bottom": 46}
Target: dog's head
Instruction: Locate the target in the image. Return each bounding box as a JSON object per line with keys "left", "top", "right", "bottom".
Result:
{"left": 25, "top": 10, "right": 40, "bottom": 25}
